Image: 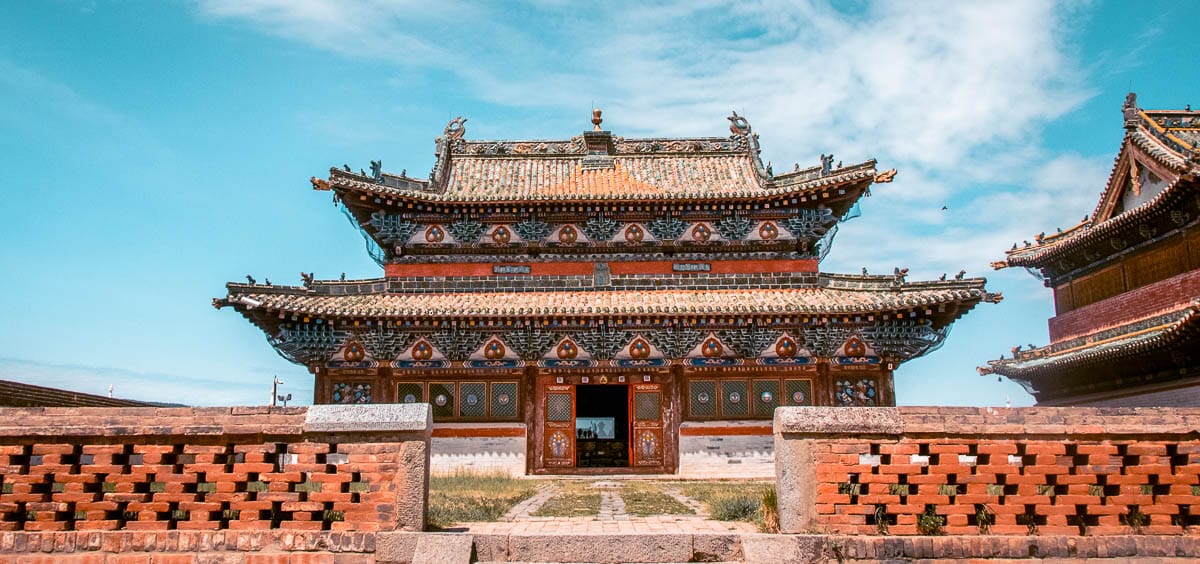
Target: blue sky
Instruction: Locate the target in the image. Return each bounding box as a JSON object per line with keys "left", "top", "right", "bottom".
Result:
{"left": 0, "top": 1, "right": 1195, "bottom": 407}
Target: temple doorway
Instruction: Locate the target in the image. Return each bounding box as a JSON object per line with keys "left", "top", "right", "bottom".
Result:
{"left": 575, "top": 384, "right": 629, "bottom": 468}
{"left": 534, "top": 375, "right": 674, "bottom": 474}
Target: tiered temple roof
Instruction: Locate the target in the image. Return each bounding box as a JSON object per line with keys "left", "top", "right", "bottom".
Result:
{"left": 222, "top": 274, "right": 991, "bottom": 319}
{"left": 219, "top": 111, "right": 992, "bottom": 381}
{"left": 993, "top": 98, "right": 1200, "bottom": 274}
{"left": 983, "top": 94, "right": 1200, "bottom": 402}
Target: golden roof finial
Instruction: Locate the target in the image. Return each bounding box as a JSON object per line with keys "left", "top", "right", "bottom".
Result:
{"left": 592, "top": 108, "right": 603, "bottom": 131}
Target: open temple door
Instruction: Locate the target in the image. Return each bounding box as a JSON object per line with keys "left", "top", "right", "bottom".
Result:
{"left": 543, "top": 384, "right": 576, "bottom": 468}
{"left": 630, "top": 381, "right": 664, "bottom": 467}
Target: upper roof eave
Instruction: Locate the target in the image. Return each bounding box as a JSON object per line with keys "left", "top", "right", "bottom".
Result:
{"left": 992, "top": 106, "right": 1200, "bottom": 271}
{"left": 321, "top": 159, "right": 883, "bottom": 206}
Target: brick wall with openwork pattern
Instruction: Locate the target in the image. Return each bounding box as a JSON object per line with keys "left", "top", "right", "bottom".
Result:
{"left": 0, "top": 406, "right": 430, "bottom": 534}
{"left": 775, "top": 406, "right": 1200, "bottom": 536}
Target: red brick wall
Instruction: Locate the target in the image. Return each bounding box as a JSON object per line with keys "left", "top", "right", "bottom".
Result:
{"left": 776, "top": 406, "right": 1200, "bottom": 536}
{"left": 0, "top": 406, "right": 430, "bottom": 536}
{"left": 1048, "top": 267, "right": 1200, "bottom": 342}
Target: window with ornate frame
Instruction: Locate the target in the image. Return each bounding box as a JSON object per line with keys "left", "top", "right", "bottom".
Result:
{"left": 396, "top": 380, "right": 521, "bottom": 421}
{"left": 685, "top": 376, "right": 812, "bottom": 419}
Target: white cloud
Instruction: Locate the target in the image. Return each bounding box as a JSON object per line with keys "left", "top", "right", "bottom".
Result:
{"left": 192, "top": 0, "right": 1110, "bottom": 406}
{"left": 193, "top": 0, "right": 1103, "bottom": 277}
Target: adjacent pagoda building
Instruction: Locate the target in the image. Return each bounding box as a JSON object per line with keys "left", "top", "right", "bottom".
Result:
{"left": 216, "top": 110, "right": 998, "bottom": 474}
{"left": 984, "top": 94, "right": 1200, "bottom": 406}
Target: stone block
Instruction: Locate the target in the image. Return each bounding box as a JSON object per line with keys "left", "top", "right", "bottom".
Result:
{"left": 775, "top": 406, "right": 901, "bottom": 436}
{"left": 411, "top": 533, "right": 474, "bottom": 564}
{"left": 304, "top": 404, "right": 432, "bottom": 433}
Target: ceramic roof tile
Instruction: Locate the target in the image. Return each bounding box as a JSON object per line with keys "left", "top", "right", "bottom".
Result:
{"left": 222, "top": 282, "right": 990, "bottom": 319}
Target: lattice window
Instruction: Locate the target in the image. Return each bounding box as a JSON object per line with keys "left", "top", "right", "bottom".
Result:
{"left": 491, "top": 382, "right": 518, "bottom": 418}
{"left": 547, "top": 393, "right": 572, "bottom": 422}
{"left": 784, "top": 379, "right": 813, "bottom": 406}
{"left": 721, "top": 381, "right": 748, "bottom": 417}
{"left": 752, "top": 380, "right": 780, "bottom": 416}
{"left": 689, "top": 380, "right": 717, "bottom": 418}
{"left": 429, "top": 383, "right": 455, "bottom": 418}
{"left": 635, "top": 392, "right": 660, "bottom": 421}
{"left": 396, "top": 383, "right": 423, "bottom": 404}
{"left": 331, "top": 382, "right": 371, "bottom": 404}
{"left": 460, "top": 382, "right": 486, "bottom": 418}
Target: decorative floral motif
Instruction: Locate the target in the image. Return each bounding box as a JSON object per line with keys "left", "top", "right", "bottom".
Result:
{"left": 775, "top": 336, "right": 798, "bottom": 357}
{"left": 836, "top": 379, "right": 877, "bottom": 407}
{"left": 343, "top": 340, "right": 366, "bottom": 363}
{"left": 844, "top": 336, "right": 867, "bottom": 357}
{"left": 484, "top": 339, "right": 506, "bottom": 359}
{"left": 624, "top": 224, "right": 644, "bottom": 243}
{"left": 332, "top": 382, "right": 371, "bottom": 404}
{"left": 691, "top": 223, "right": 713, "bottom": 242}
{"left": 701, "top": 337, "right": 724, "bottom": 357}
{"left": 715, "top": 216, "right": 753, "bottom": 240}
{"left": 582, "top": 216, "right": 620, "bottom": 242}
{"left": 556, "top": 339, "right": 579, "bottom": 359}
{"left": 557, "top": 225, "right": 579, "bottom": 243}
{"left": 760, "top": 390, "right": 774, "bottom": 403}
{"left": 549, "top": 431, "right": 570, "bottom": 458}
{"left": 412, "top": 340, "right": 434, "bottom": 360}
{"left": 491, "top": 226, "right": 511, "bottom": 244}
{"left": 630, "top": 338, "right": 652, "bottom": 359}
{"left": 424, "top": 225, "right": 445, "bottom": 243}
{"left": 759, "top": 221, "right": 780, "bottom": 240}
{"left": 639, "top": 431, "right": 659, "bottom": 459}
{"left": 448, "top": 219, "right": 484, "bottom": 243}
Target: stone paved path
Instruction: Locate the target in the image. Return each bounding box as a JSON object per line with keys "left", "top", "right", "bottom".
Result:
{"left": 457, "top": 479, "right": 758, "bottom": 534}
{"left": 499, "top": 482, "right": 560, "bottom": 522}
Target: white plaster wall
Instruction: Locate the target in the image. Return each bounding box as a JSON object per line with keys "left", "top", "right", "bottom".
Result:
{"left": 430, "top": 423, "right": 527, "bottom": 476}
{"left": 677, "top": 421, "right": 775, "bottom": 479}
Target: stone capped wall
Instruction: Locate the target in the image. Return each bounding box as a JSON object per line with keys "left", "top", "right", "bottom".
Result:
{"left": 0, "top": 405, "right": 431, "bottom": 535}
{"left": 775, "top": 406, "right": 1200, "bottom": 536}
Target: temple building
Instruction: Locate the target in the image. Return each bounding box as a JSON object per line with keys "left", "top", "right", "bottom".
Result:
{"left": 216, "top": 110, "right": 998, "bottom": 475}
{"left": 984, "top": 94, "right": 1200, "bottom": 406}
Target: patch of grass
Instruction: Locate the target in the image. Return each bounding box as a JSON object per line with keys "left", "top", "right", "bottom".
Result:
{"left": 621, "top": 483, "right": 693, "bottom": 517}
{"left": 759, "top": 486, "right": 779, "bottom": 533}
{"left": 427, "top": 470, "right": 538, "bottom": 529}
{"left": 532, "top": 481, "right": 601, "bottom": 517}
{"left": 916, "top": 506, "right": 945, "bottom": 536}
{"left": 675, "top": 480, "right": 775, "bottom": 530}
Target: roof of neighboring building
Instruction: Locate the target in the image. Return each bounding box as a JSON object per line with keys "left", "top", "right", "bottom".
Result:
{"left": 993, "top": 98, "right": 1200, "bottom": 271}
{"left": 980, "top": 300, "right": 1200, "bottom": 381}
{"left": 0, "top": 379, "right": 170, "bottom": 408}
{"left": 317, "top": 113, "right": 893, "bottom": 204}
{"left": 216, "top": 274, "right": 997, "bottom": 319}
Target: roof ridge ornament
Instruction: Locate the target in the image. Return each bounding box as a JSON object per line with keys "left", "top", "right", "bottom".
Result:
{"left": 727, "top": 111, "right": 751, "bottom": 136}
{"left": 592, "top": 108, "right": 603, "bottom": 131}
{"left": 1123, "top": 92, "right": 1140, "bottom": 130}
{"left": 444, "top": 116, "right": 467, "bottom": 140}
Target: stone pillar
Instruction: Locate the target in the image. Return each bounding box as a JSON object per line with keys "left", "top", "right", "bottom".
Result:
{"left": 304, "top": 403, "right": 433, "bottom": 531}
{"left": 773, "top": 406, "right": 900, "bottom": 533}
